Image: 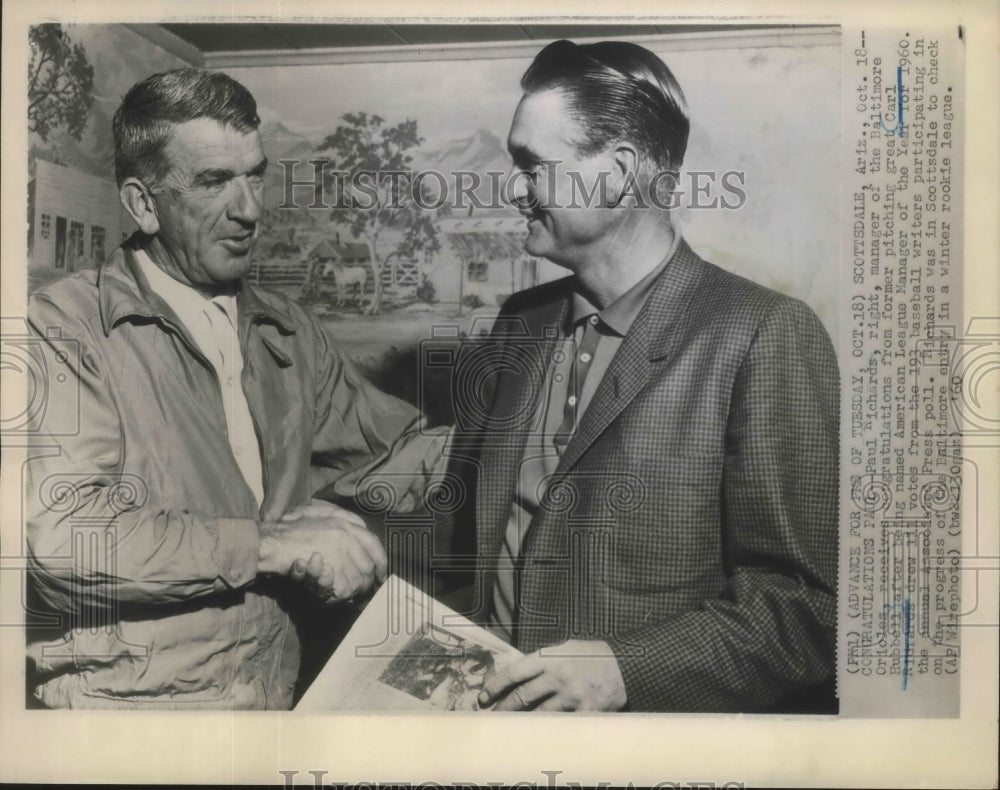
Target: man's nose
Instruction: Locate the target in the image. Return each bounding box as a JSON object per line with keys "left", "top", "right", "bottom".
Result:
{"left": 229, "top": 175, "right": 263, "bottom": 223}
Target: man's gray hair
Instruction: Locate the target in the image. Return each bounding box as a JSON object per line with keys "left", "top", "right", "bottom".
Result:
{"left": 112, "top": 68, "right": 260, "bottom": 189}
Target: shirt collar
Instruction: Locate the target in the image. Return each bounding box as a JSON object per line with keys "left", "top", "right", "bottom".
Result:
{"left": 134, "top": 248, "right": 239, "bottom": 331}
{"left": 569, "top": 234, "right": 682, "bottom": 337}
{"left": 98, "top": 234, "right": 296, "bottom": 336}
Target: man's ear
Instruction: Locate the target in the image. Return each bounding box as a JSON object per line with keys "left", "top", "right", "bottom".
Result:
{"left": 609, "top": 143, "right": 641, "bottom": 207}
{"left": 120, "top": 178, "right": 160, "bottom": 235}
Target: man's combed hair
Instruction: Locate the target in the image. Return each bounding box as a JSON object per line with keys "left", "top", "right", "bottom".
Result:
{"left": 112, "top": 68, "right": 260, "bottom": 188}
{"left": 521, "top": 39, "right": 690, "bottom": 172}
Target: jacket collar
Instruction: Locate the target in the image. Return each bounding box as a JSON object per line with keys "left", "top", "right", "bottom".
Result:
{"left": 98, "top": 234, "right": 297, "bottom": 337}
{"left": 554, "top": 236, "right": 704, "bottom": 358}
{"left": 567, "top": 233, "right": 680, "bottom": 338}
{"left": 545, "top": 237, "right": 705, "bottom": 476}
{"left": 641, "top": 237, "right": 706, "bottom": 361}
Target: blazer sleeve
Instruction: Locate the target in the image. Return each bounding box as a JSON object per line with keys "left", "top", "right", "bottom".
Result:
{"left": 609, "top": 297, "right": 840, "bottom": 711}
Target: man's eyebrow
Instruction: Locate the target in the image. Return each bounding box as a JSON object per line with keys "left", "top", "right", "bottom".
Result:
{"left": 507, "top": 143, "right": 538, "bottom": 165}
{"left": 249, "top": 156, "right": 269, "bottom": 176}
{"left": 192, "top": 167, "right": 235, "bottom": 187}
{"left": 192, "top": 157, "right": 268, "bottom": 186}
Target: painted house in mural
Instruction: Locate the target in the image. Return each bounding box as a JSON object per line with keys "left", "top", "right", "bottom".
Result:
{"left": 24, "top": 24, "right": 198, "bottom": 290}
{"left": 27, "top": 158, "right": 134, "bottom": 286}
{"left": 428, "top": 214, "right": 563, "bottom": 307}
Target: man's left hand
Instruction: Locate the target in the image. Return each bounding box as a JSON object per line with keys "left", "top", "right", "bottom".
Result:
{"left": 478, "top": 640, "right": 627, "bottom": 711}
{"left": 289, "top": 552, "right": 345, "bottom": 604}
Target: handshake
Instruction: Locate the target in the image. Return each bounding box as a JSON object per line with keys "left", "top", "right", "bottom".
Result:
{"left": 257, "top": 500, "right": 387, "bottom": 603}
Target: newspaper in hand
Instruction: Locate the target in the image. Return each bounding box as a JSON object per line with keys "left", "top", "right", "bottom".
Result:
{"left": 296, "top": 575, "right": 522, "bottom": 711}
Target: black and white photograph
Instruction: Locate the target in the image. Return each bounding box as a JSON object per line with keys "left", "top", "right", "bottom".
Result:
{"left": 378, "top": 624, "right": 500, "bottom": 710}
{"left": 0, "top": 1, "right": 996, "bottom": 787}
{"left": 18, "top": 18, "right": 841, "bottom": 715}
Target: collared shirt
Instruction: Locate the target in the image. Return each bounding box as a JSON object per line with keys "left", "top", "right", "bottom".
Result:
{"left": 489, "top": 239, "right": 680, "bottom": 640}
{"left": 135, "top": 250, "right": 265, "bottom": 507}
{"left": 26, "top": 238, "right": 448, "bottom": 709}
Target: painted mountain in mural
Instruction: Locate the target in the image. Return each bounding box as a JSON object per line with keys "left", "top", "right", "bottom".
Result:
{"left": 417, "top": 128, "right": 515, "bottom": 215}
{"left": 261, "top": 121, "right": 317, "bottom": 161}
{"left": 418, "top": 128, "right": 510, "bottom": 176}
{"left": 259, "top": 121, "right": 324, "bottom": 211}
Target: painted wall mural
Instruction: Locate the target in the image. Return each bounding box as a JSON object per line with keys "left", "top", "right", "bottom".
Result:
{"left": 26, "top": 25, "right": 840, "bottom": 413}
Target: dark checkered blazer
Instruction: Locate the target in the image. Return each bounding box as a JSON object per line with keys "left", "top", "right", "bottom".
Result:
{"left": 444, "top": 238, "right": 839, "bottom": 712}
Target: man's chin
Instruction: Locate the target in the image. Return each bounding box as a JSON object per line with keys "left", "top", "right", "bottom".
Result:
{"left": 206, "top": 255, "right": 254, "bottom": 285}
{"left": 524, "top": 242, "right": 570, "bottom": 270}
{"left": 232, "top": 261, "right": 254, "bottom": 281}
{"left": 522, "top": 230, "right": 550, "bottom": 259}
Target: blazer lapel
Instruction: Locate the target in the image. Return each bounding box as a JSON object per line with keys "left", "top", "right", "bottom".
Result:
{"left": 475, "top": 294, "right": 570, "bottom": 565}
{"left": 552, "top": 239, "right": 706, "bottom": 477}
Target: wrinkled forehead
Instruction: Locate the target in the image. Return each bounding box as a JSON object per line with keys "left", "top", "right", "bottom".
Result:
{"left": 161, "top": 118, "right": 264, "bottom": 176}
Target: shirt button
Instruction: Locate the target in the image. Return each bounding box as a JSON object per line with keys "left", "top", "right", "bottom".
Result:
{"left": 567, "top": 395, "right": 578, "bottom": 406}
{"left": 589, "top": 315, "right": 599, "bottom": 326}
{"left": 580, "top": 352, "right": 592, "bottom": 363}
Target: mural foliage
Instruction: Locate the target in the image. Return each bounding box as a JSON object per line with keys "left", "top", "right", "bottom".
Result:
{"left": 315, "top": 113, "right": 441, "bottom": 316}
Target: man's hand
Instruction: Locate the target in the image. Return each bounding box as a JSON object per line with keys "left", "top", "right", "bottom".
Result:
{"left": 258, "top": 500, "right": 386, "bottom": 602}
{"left": 288, "top": 552, "right": 342, "bottom": 603}
{"left": 478, "top": 640, "right": 628, "bottom": 711}
{"left": 279, "top": 499, "right": 367, "bottom": 529}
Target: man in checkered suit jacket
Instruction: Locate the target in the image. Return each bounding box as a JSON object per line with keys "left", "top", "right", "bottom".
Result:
{"left": 437, "top": 40, "right": 839, "bottom": 713}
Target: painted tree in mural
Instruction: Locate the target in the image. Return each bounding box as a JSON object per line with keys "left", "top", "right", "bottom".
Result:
{"left": 28, "top": 24, "right": 95, "bottom": 143}
{"left": 317, "top": 112, "right": 440, "bottom": 315}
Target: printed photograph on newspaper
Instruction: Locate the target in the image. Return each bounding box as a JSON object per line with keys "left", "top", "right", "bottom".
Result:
{"left": 296, "top": 576, "right": 522, "bottom": 711}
